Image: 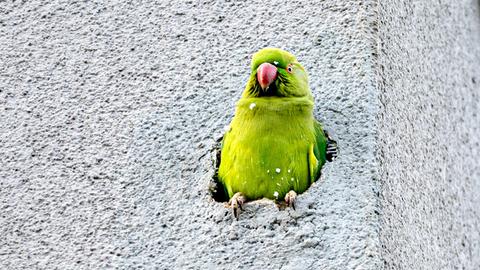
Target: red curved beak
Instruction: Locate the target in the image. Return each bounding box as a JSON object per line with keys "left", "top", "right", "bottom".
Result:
{"left": 256, "top": 62, "right": 278, "bottom": 90}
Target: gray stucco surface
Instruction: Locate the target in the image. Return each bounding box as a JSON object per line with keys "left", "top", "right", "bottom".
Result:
{"left": 2, "top": 0, "right": 479, "bottom": 269}
{"left": 377, "top": 0, "right": 480, "bottom": 269}
{"left": 1, "top": 1, "right": 381, "bottom": 269}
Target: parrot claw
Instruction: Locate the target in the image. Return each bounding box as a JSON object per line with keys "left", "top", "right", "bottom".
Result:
{"left": 284, "top": 190, "right": 297, "bottom": 210}
{"left": 229, "top": 192, "right": 246, "bottom": 220}
{"left": 324, "top": 130, "right": 338, "bottom": 162}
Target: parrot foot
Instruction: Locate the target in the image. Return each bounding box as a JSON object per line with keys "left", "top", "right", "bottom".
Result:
{"left": 324, "top": 130, "right": 338, "bottom": 162}
{"left": 229, "top": 192, "right": 247, "bottom": 220}
{"left": 326, "top": 141, "right": 338, "bottom": 161}
{"left": 284, "top": 190, "right": 297, "bottom": 210}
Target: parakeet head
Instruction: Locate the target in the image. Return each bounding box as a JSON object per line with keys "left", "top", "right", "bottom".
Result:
{"left": 242, "top": 48, "right": 311, "bottom": 98}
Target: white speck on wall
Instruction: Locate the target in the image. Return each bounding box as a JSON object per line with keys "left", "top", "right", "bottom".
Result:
{"left": 275, "top": 168, "right": 281, "bottom": 173}
{"left": 249, "top": 103, "right": 256, "bottom": 110}
{"left": 273, "top": 191, "right": 279, "bottom": 198}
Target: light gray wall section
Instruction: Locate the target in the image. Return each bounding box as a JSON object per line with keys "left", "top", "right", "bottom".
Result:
{"left": 377, "top": 0, "right": 480, "bottom": 269}
{"left": 3, "top": 0, "right": 479, "bottom": 269}
{"left": 0, "top": 1, "right": 381, "bottom": 269}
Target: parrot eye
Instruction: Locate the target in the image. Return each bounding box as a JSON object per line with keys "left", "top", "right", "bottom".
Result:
{"left": 286, "top": 64, "right": 293, "bottom": 73}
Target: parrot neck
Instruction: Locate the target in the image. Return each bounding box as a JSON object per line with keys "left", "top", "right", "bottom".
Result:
{"left": 236, "top": 97, "right": 314, "bottom": 116}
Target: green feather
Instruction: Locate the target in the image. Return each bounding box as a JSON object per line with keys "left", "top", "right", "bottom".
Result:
{"left": 218, "top": 48, "right": 328, "bottom": 201}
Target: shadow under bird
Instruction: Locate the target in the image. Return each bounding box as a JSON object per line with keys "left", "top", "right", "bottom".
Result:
{"left": 216, "top": 48, "right": 337, "bottom": 219}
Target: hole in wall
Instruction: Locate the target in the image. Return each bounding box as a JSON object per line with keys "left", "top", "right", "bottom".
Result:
{"left": 207, "top": 129, "right": 339, "bottom": 204}
{"left": 208, "top": 135, "right": 229, "bottom": 202}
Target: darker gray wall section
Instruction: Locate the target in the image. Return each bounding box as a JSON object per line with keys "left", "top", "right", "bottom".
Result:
{"left": 377, "top": 0, "right": 480, "bottom": 269}
{"left": 0, "top": 1, "right": 381, "bottom": 269}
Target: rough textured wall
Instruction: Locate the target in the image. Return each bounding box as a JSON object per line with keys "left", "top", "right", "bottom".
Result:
{"left": 377, "top": 0, "right": 480, "bottom": 269}
{"left": 0, "top": 1, "right": 381, "bottom": 269}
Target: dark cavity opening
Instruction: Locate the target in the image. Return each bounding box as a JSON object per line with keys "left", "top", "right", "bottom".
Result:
{"left": 209, "top": 135, "right": 229, "bottom": 202}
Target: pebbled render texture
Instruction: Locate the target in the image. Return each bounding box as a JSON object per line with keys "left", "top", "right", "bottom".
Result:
{"left": 0, "top": 1, "right": 381, "bottom": 269}
{"left": 1, "top": 0, "right": 478, "bottom": 269}
{"left": 377, "top": 0, "right": 480, "bottom": 269}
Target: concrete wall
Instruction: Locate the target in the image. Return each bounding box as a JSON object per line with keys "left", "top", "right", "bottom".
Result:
{"left": 0, "top": 0, "right": 478, "bottom": 269}
{"left": 0, "top": 1, "right": 381, "bottom": 269}
{"left": 377, "top": 0, "right": 480, "bottom": 269}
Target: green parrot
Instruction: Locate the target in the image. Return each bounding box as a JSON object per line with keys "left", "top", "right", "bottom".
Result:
{"left": 216, "top": 48, "right": 337, "bottom": 218}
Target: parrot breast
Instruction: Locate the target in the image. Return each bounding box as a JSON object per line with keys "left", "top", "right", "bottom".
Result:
{"left": 218, "top": 97, "right": 317, "bottom": 200}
